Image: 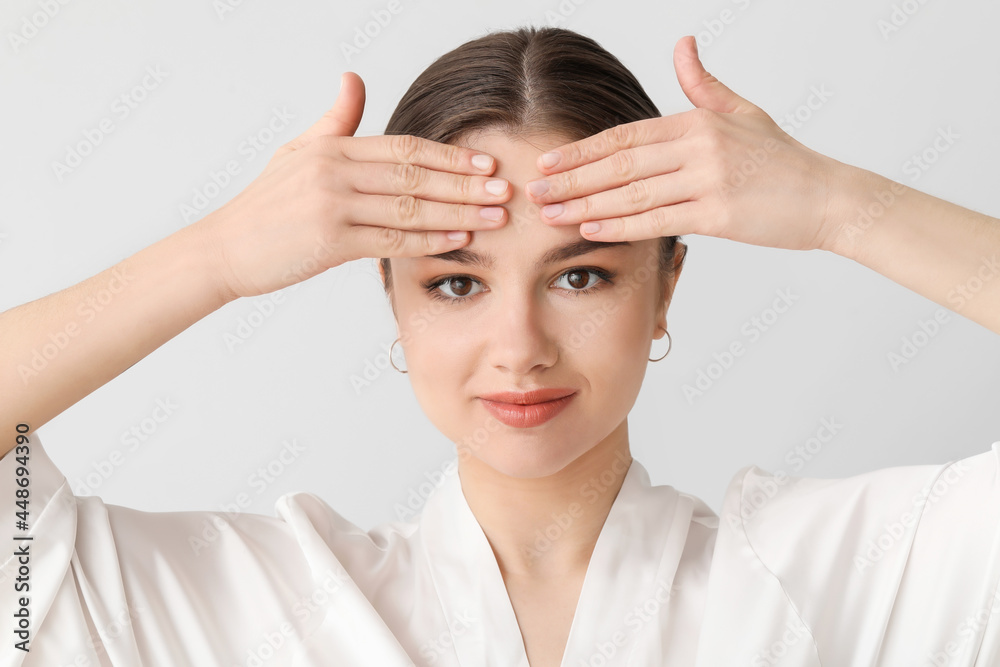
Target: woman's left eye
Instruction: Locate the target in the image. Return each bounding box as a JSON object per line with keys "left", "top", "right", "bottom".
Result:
{"left": 554, "top": 268, "right": 608, "bottom": 292}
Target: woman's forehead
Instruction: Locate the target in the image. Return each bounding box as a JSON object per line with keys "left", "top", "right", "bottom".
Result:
{"left": 395, "top": 131, "right": 657, "bottom": 270}
{"left": 402, "top": 229, "right": 652, "bottom": 275}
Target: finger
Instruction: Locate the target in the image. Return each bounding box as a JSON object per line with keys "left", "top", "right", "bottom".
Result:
{"left": 332, "top": 133, "right": 498, "bottom": 176}
{"left": 533, "top": 116, "right": 691, "bottom": 176}
{"left": 525, "top": 140, "right": 686, "bottom": 205}
{"left": 352, "top": 161, "right": 511, "bottom": 205}
{"left": 539, "top": 170, "right": 696, "bottom": 227}
{"left": 576, "top": 201, "right": 705, "bottom": 242}
{"left": 673, "top": 35, "right": 763, "bottom": 115}
{"left": 352, "top": 224, "right": 474, "bottom": 259}
{"left": 344, "top": 192, "right": 508, "bottom": 232}
{"left": 277, "top": 72, "right": 367, "bottom": 158}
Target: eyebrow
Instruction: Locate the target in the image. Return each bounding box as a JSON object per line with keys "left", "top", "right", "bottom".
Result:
{"left": 426, "top": 238, "right": 633, "bottom": 272}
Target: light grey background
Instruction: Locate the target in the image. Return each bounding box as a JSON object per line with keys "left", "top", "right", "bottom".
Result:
{"left": 2, "top": 0, "right": 999, "bottom": 530}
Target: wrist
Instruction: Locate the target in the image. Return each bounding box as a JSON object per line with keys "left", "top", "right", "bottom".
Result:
{"left": 162, "top": 218, "right": 242, "bottom": 308}
{"left": 819, "top": 161, "right": 904, "bottom": 262}
{"left": 177, "top": 212, "right": 243, "bottom": 306}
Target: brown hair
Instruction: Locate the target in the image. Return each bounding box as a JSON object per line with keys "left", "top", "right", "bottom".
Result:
{"left": 380, "top": 25, "right": 686, "bottom": 301}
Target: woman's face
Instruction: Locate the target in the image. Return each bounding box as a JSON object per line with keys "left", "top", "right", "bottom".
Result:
{"left": 385, "top": 131, "right": 681, "bottom": 479}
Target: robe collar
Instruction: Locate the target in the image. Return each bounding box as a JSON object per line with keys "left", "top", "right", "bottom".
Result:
{"left": 419, "top": 456, "right": 694, "bottom": 666}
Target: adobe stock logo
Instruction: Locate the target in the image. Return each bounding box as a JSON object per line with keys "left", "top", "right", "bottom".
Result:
{"left": 51, "top": 65, "right": 169, "bottom": 182}
{"left": 682, "top": 288, "right": 799, "bottom": 404}
{"left": 338, "top": 0, "right": 409, "bottom": 64}
{"left": 7, "top": 0, "right": 73, "bottom": 54}
{"left": 179, "top": 107, "right": 296, "bottom": 223}
{"left": 18, "top": 266, "right": 135, "bottom": 384}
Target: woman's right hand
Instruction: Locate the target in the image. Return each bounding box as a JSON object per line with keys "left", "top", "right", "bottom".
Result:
{"left": 195, "top": 71, "right": 512, "bottom": 301}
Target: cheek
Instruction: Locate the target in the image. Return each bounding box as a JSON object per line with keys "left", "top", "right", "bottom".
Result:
{"left": 396, "top": 312, "right": 480, "bottom": 434}
{"left": 570, "top": 295, "right": 654, "bottom": 390}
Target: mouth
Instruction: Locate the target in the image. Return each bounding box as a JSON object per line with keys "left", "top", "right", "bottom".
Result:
{"left": 477, "top": 388, "right": 577, "bottom": 428}
{"left": 478, "top": 388, "right": 576, "bottom": 404}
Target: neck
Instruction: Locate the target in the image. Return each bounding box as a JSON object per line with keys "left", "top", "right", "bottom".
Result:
{"left": 457, "top": 420, "right": 633, "bottom": 579}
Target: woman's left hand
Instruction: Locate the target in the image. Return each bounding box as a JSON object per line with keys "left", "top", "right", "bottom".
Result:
{"left": 525, "top": 35, "right": 856, "bottom": 253}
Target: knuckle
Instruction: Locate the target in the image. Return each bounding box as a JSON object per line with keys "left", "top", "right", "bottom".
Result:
{"left": 312, "top": 134, "right": 343, "bottom": 155}
{"left": 451, "top": 201, "right": 467, "bottom": 228}
{"left": 580, "top": 137, "right": 604, "bottom": 165}
{"left": 649, "top": 206, "right": 671, "bottom": 232}
{"left": 391, "top": 134, "right": 422, "bottom": 164}
{"left": 606, "top": 124, "right": 632, "bottom": 151}
{"left": 457, "top": 174, "right": 473, "bottom": 199}
{"left": 302, "top": 154, "right": 338, "bottom": 188}
{"left": 391, "top": 162, "right": 425, "bottom": 193}
{"left": 609, "top": 149, "right": 640, "bottom": 182}
{"left": 377, "top": 226, "right": 409, "bottom": 254}
{"left": 558, "top": 140, "right": 582, "bottom": 166}
{"left": 447, "top": 146, "right": 466, "bottom": 173}
{"left": 390, "top": 195, "right": 421, "bottom": 227}
{"left": 559, "top": 169, "right": 579, "bottom": 196}
{"left": 310, "top": 186, "right": 338, "bottom": 223}
{"left": 697, "top": 129, "right": 726, "bottom": 162}
{"left": 622, "top": 178, "right": 650, "bottom": 207}
{"left": 575, "top": 137, "right": 604, "bottom": 165}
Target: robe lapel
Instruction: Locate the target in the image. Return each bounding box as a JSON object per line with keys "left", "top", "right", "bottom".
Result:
{"left": 420, "top": 462, "right": 531, "bottom": 666}
{"left": 419, "top": 459, "right": 692, "bottom": 667}
{"left": 560, "top": 460, "right": 691, "bottom": 666}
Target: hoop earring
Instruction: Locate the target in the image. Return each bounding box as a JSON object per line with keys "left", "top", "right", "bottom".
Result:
{"left": 390, "top": 337, "right": 407, "bottom": 374}
{"left": 649, "top": 330, "right": 672, "bottom": 362}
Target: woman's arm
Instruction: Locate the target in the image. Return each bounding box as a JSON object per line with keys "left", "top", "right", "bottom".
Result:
{"left": 522, "top": 36, "right": 1000, "bottom": 335}
{"left": 0, "top": 72, "right": 510, "bottom": 460}
{"left": 0, "top": 225, "right": 231, "bottom": 456}
{"left": 826, "top": 165, "right": 1000, "bottom": 334}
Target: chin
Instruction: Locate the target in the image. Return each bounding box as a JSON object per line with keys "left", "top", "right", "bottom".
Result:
{"left": 456, "top": 426, "right": 597, "bottom": 479}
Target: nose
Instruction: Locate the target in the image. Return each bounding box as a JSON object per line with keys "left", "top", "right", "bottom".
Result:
{"left": 485, "top": 287, "right": 559, "bottom": 375}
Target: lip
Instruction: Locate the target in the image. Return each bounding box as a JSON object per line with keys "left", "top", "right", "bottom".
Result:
{"left": 478, "top": 388, "right": 577, "bottom": 428}
{"left": 479, "top": 388, "right": 576, "bottom": 404}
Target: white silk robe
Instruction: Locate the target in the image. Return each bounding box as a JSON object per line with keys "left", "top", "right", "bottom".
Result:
{"left": 2, "top": 434, "right": 999, "bottom": 666}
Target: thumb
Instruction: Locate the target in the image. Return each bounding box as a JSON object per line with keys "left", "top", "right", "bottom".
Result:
{"left": 278, "top": 72, "right": 366, "bottom": 155}
{"left": 672, "top": 36, "right": 762, "bottom": 115}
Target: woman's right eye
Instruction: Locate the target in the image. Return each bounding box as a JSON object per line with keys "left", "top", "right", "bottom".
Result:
{"left": 427, "top": 276, "right": 484, "bottom": 301}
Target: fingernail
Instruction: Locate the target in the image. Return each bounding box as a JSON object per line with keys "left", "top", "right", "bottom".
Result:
{"left": 581, "top": 222, "right": 601, "bottom": 234}
{"left": 542, "top": 203, "right": 564, "bottom": 219}
{"left": 540, "top": 152, "right": 560, "bottom": 168}
{"left": 527, "top": 179, "right": 550, "bottom": 197}
{"left": 447, "top": 231, "right": 468, "bottom": 241}
{"left": 485, "top": 179, "right": 507, "bottom": 195}
{"left": 480, "top": 206, "right": 504, "bottom": 221}
{"left": 472, "top": 154, "right": 493, "bottom": 171}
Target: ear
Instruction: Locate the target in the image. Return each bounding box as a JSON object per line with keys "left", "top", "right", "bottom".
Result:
{"left": 376, "top": 259, "right": 400, "bottom": 323}
{"left": 376, "top": 258, "right": 387, "bottom": 288}
{"left": 654, "top": 241, "right": 686, "bottom": 337}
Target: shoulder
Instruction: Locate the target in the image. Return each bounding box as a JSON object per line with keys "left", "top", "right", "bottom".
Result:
{"left": 707, "top": 440, "right": 1000, "bottom": 662}
{"left": 722, "top": 441, "right": 1000, "bottom": 550}
{"left": 695, "top": 441, "right": 1000, "bottom": 664}
{"left": 271, "top": 490, "right": 421, "bottom": 572}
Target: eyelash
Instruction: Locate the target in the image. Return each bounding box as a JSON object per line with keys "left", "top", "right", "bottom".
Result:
{"left": 422, "top": 267, "right": 617, "bottom": 303}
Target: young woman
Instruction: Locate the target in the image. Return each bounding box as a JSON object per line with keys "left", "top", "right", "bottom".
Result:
{"left": 2, "top": 26, "right": 999, "bottom": 667}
